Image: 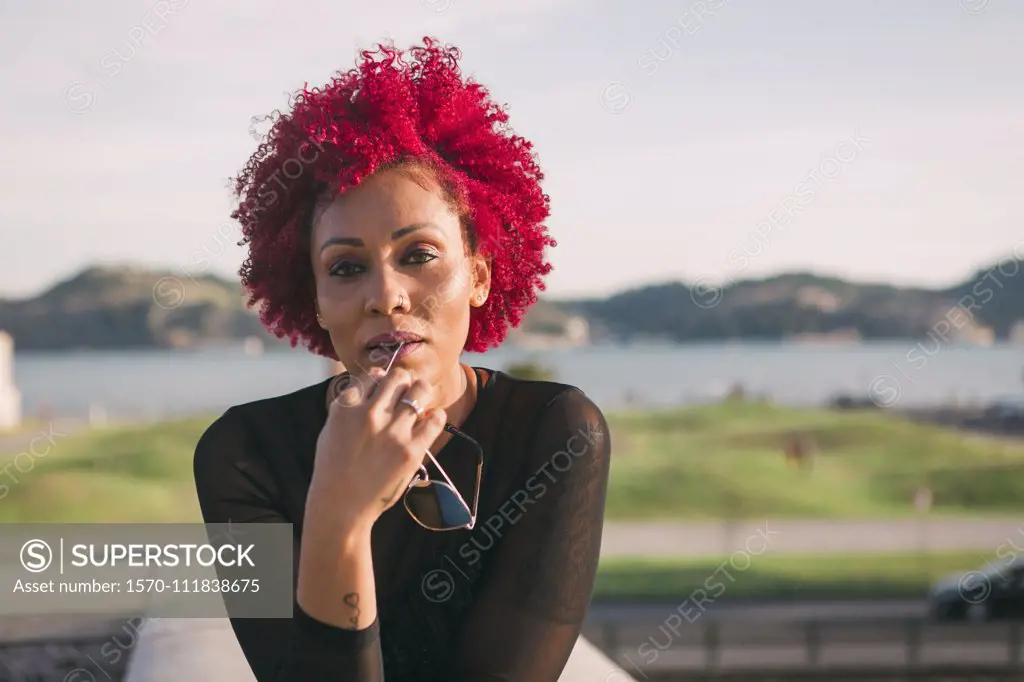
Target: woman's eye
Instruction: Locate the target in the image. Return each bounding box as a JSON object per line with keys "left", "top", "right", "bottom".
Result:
{"left": 328, "top": 250, "right": 435, "bottom": 277}
{"left": 329, "top": 261, "right": 363, "bottom": 277}
{"left": 407, "top": 249, "right": 438, "bottom": 265}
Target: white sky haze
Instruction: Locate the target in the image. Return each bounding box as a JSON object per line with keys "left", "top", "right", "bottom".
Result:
{"left": 1, "top": 0, "right": 1021, "bottom": 299}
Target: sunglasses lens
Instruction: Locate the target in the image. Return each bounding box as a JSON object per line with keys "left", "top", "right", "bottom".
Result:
{"left": 405, "top": 481, "right": 471, "bottom": 530}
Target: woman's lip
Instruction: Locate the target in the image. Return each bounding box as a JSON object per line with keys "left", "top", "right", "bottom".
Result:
{"left": 368, "top": 340, "right": 424, "bottom": 364}
{"left": 364, "top": 334, "right": 425, "bottom": 348}
{"left": 366, "top": 339, "right": 425, "bottom": 361}
{"left": 367, "top": 339, "right": 424, "bottom": 351}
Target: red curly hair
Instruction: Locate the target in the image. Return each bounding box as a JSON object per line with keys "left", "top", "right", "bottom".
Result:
{"left": 231, "top": 37, "right": 555, "bottom": 359}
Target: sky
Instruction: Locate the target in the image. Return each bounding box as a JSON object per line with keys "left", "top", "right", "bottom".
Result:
{"left": 1, "top": 0, "right": 1022, "bottom": 300}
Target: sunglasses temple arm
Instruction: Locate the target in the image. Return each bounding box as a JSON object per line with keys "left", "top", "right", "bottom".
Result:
{"left": 406, "top": 461, "right": 429, "bottom": 490}
{"left": 422, "top": 449, "right": 474, "bottom": 516}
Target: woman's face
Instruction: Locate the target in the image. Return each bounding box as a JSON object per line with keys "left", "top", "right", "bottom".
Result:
{"left": 310, "top": 166, "right": 490, "bottom": 381}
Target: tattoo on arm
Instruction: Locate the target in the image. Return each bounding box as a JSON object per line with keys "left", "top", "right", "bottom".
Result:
{"left": 343, "top": 592, "right": 360, "bottom": 629}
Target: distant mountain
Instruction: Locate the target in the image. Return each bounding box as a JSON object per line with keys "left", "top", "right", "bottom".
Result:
{"left": 0, "top": 265, "right": 277, "bottom": 351}
{"left": 1, "top": 257, "right": 1022, "bottom": 350}
{"left": 556, "top": 259, "right": 1024, "bottom": 344}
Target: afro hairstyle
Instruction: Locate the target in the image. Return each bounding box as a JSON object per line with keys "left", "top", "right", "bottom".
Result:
{"left": 231, "top": 36, "right": 555, "bottom": 360}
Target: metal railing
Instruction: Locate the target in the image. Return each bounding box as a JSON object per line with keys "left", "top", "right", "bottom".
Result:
{"left": 584, "top": 617, "right": 1024, "bottom": 680}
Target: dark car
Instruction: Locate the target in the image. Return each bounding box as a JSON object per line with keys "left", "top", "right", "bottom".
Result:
{"left": 962, "top": 396, "right": 1024, "bottom": 433}
{"left": 929, "top": 556, "right": 1024, "bottom": 621}
{"left": 984, "top": 398, "right": 1024, "bottom": 431}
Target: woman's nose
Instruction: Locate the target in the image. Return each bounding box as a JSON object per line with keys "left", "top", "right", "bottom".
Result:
{"left": 364, "top": 285, "right": 410, "bottom": 316}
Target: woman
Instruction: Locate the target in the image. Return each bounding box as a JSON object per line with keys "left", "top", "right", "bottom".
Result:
{"left": 193, "top": 37, "right": 611, "bottom": 681}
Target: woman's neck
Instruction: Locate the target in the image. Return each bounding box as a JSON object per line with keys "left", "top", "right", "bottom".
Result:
{"left": 420, "top": 362, "right": 475, "bottom": 455}
{"left": 436, "top": 362, "right": 475, "bottom": 428}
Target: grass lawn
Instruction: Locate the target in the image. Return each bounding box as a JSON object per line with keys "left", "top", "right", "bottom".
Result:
{"left": 593, "top": 551, "right": 988, "bottom": 602}
{"left": 1, "top": 401, "right": 1023, "bottom": 523}
{"left": 0, "top": 416, "right": 208, "bottom": 523}
{"left": 605, "top": 401, "right": 1024, "bottom": 519}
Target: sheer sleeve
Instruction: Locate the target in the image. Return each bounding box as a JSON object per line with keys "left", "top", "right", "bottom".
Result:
{"left": 193, "top": 407, "right": 385, "bottom": 682}
{"left": 447, "top": 388, "right": 612, "bottom": 681}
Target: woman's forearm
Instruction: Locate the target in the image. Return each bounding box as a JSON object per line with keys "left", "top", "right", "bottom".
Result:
{"left": 296, "top": 497, "right": 378, "bottom": 630}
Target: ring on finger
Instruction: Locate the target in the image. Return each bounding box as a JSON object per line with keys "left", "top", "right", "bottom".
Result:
{"left": 399, "top": 397, "right": 425, "bottom": 417}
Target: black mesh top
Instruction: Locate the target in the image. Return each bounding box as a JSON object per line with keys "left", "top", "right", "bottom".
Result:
{"left": 192, "top": 365, "right": 612, "bottom": 681}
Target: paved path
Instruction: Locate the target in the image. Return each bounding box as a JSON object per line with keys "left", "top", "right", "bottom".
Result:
{"left": 587, "top": 599, "right": 927, "bottom": 625}
{"left": 0, "top": 419, "right": 88, "bottom": 457}
{"left": 600, "top": 518, "right": 1024, "bottom": 558}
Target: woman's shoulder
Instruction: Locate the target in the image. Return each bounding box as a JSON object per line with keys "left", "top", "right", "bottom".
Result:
{"left": 194, "top": 377, "right": 331, "bottom": 457}
{"left": 477, "top": 366, "right": 605, "bottom": 428}
{"left": 478, "top": 368, "right": 610, "bottom": 475}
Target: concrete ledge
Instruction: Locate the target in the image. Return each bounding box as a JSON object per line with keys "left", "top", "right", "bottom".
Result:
{"left": 125, "top": 617, "right": 255, "bottom": 681}
{"left": 124, "top": 616, "right": 635, "bottom": 682}
{"left": 562, "top": 635, "right": 638, "bottom": 681}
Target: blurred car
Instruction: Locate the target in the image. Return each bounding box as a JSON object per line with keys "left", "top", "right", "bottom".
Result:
{"left": 929, "top": 556, "right": 1024, "bottom": 621}
{"left": 984, "top": 397, "right": 1024, "bottom": 428}
{"left": 961, "top": 396, "right": 1024, "bottom": 433}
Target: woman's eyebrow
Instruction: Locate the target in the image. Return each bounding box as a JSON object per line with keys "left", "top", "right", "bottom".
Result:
{"left": 318, "top": 223, "right": 436, "bottom": 253}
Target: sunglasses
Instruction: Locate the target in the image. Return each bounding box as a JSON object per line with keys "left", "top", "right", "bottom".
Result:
{"left": 379, "top": 341, "right": 482, "bottom": 532}
{"left": 404, "top": 422, "right": 483, "bottom": 531}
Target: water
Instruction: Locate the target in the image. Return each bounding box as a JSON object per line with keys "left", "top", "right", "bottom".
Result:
{"left": 9, "top": 342, "right": 1024, "bottom": 421}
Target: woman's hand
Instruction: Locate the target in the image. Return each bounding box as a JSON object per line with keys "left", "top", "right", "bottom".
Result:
{"left": 309, "top": 366, "right": 447, "bottom": 533}
{"left": 298, "top": 365, "right": 443, "bottom": 631}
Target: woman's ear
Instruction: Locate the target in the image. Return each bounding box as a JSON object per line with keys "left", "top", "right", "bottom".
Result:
{"left": 313, "top": 295, "right": 328, "bottom": 329}
{"left": 470, "top": 253, "right": 491, "bottom": 307}
{"left": 309, "top": 273, "right": 333, "bottom": 329}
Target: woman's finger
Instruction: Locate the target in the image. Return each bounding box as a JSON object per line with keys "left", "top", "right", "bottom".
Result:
{"left": 329, "top": 367, "right": 387, "bottom": 409}
{"left": 330, "top": 372, "right": 366, "bottom": 408}
{"left": 410, "top": 407, "right": 446, "bottom": 446}
{"left": 368, "top": 367, "right": 414, "bottom": 418}
{"left": 391, "top": 379, "right": 433, "bottom": 426}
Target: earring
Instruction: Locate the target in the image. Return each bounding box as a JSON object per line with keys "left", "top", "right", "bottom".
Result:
{"left": 316, "top": 312, "right": 326, "bottom": 328}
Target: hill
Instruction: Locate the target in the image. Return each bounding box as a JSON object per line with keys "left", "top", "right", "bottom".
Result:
{"left": 0, "top": 265, "right": 280, "bottom": 350}
{"left": 561, "top": 259, "right": 1024, "bottom": 343}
